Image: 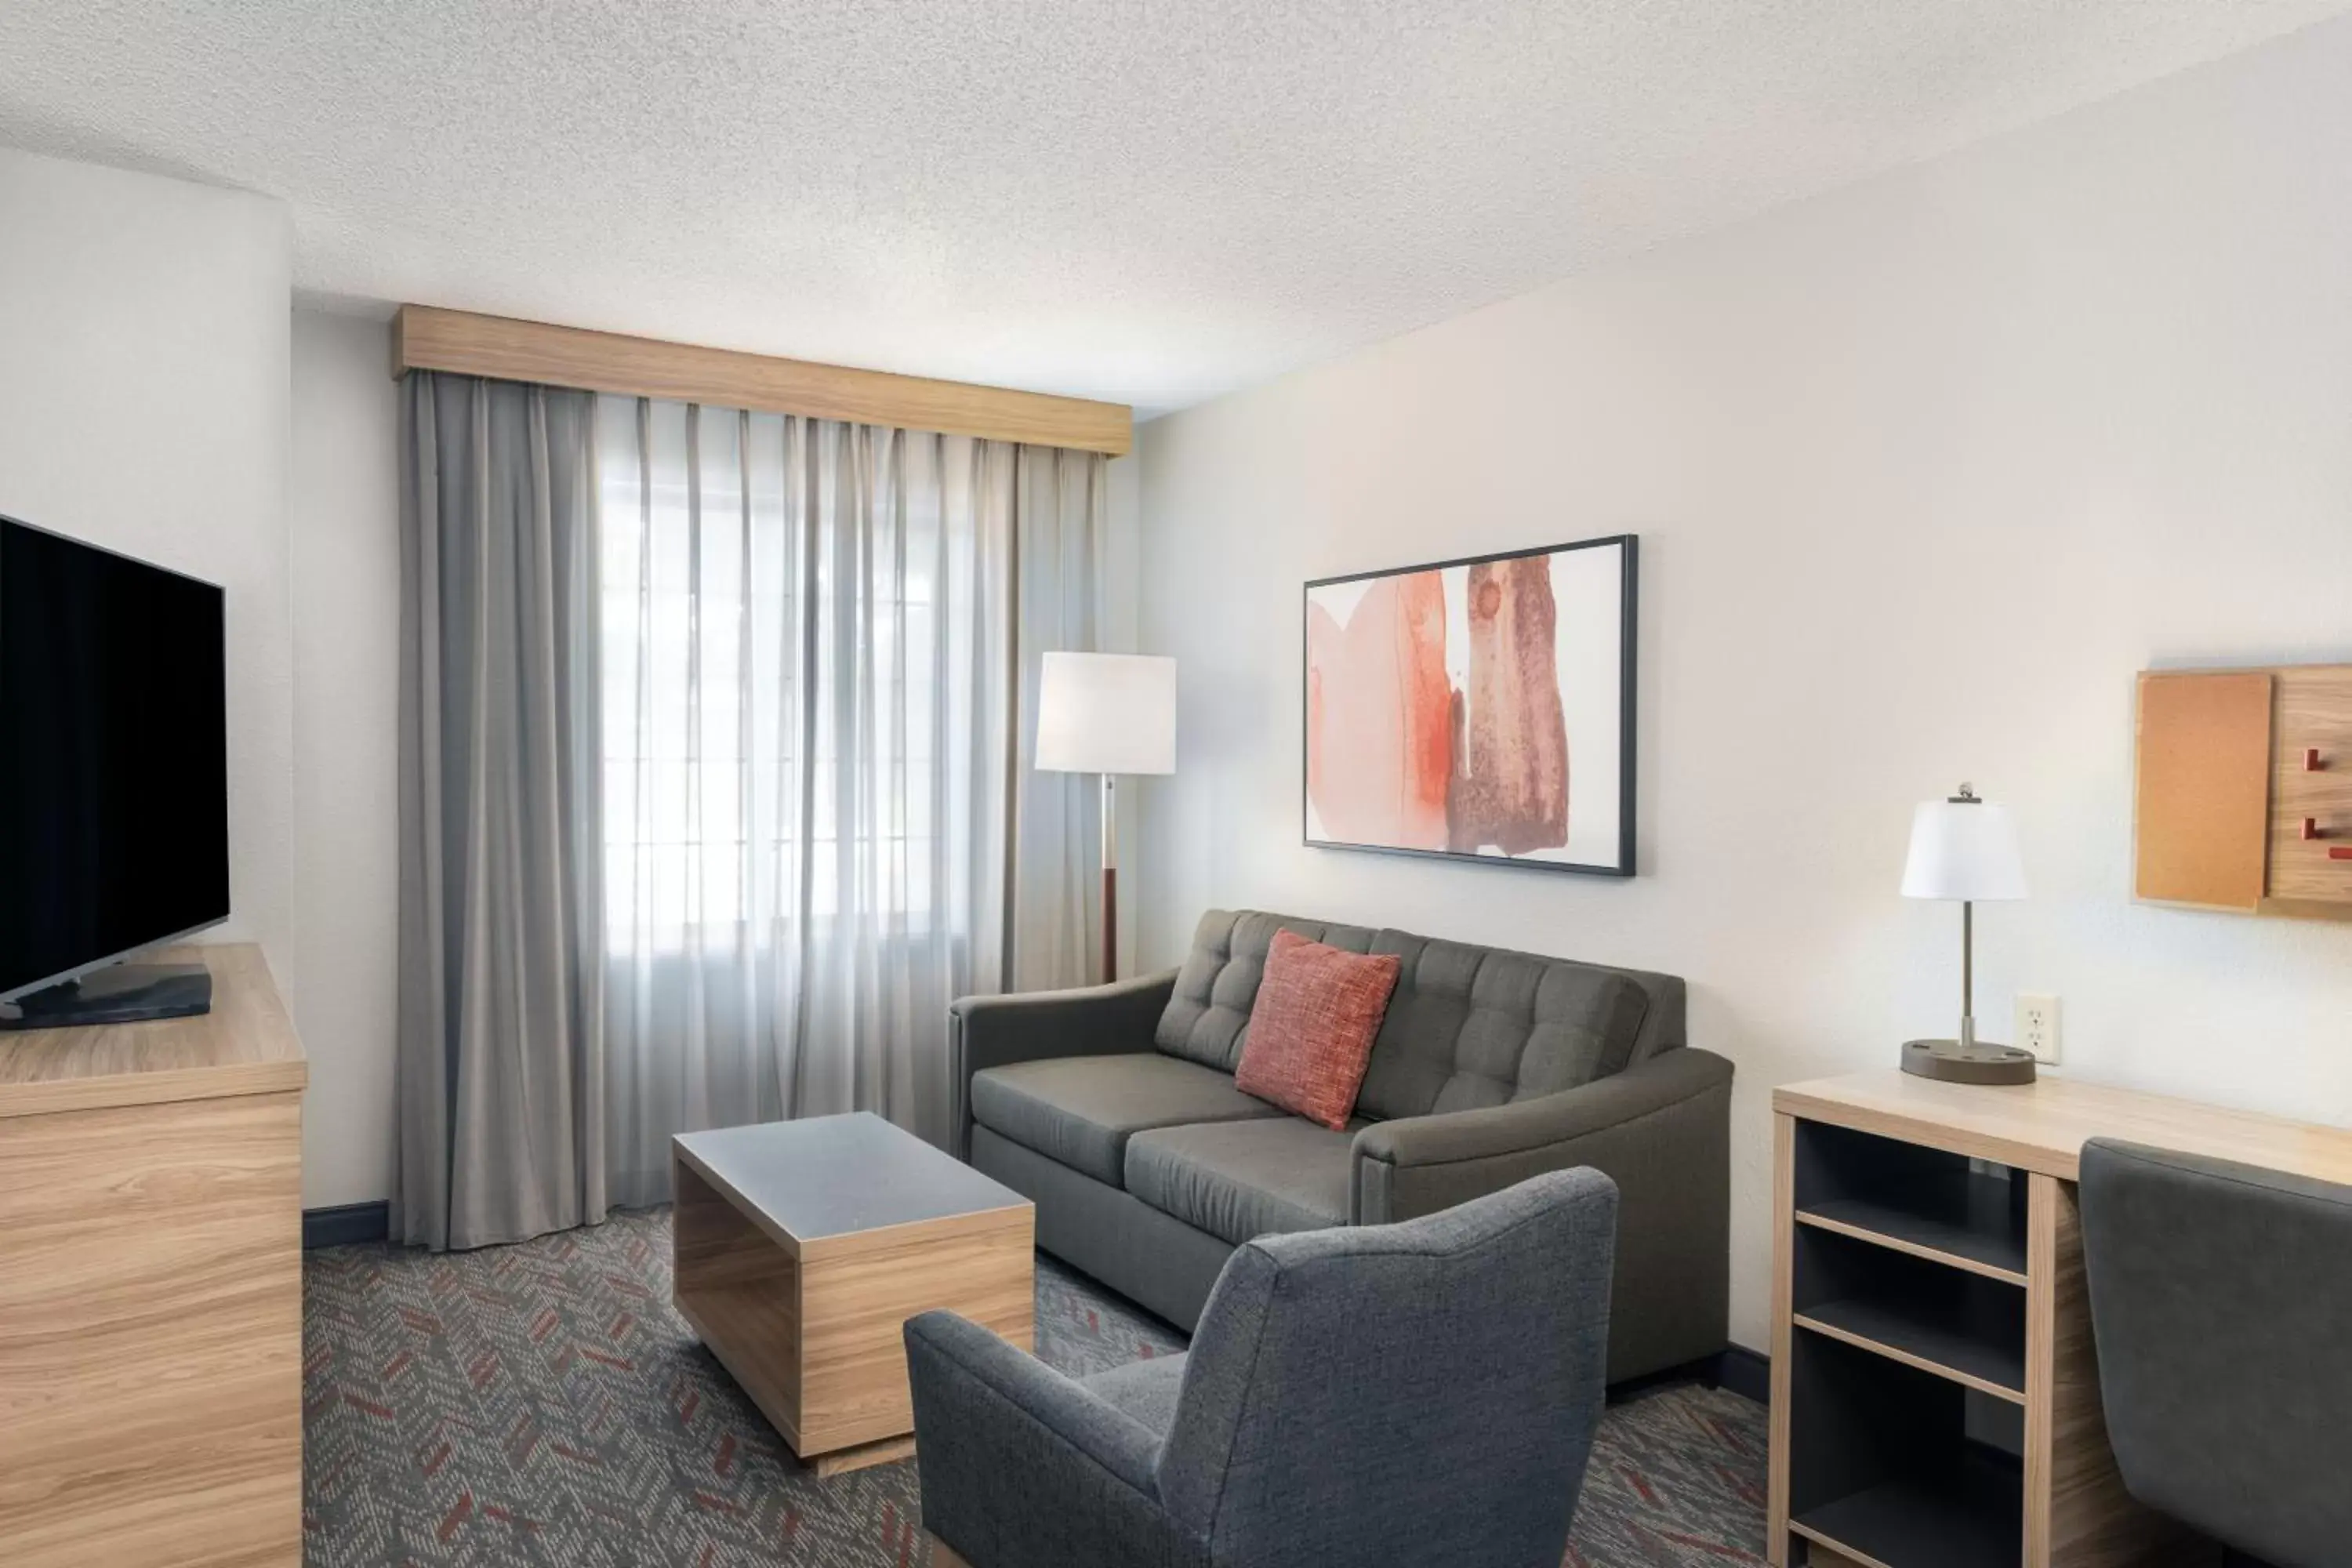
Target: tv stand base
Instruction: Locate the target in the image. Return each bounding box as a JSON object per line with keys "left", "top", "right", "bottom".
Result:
{"left": 0, "top": 964, "right": 215, "bottom": 1030}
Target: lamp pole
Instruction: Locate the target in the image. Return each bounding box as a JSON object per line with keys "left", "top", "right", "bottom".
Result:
{"left": 1959, "top": 898, "right": 1974, "bottom": 1050}
{"left": 1101, "top": 773, "right": 1118, "bottom": 983}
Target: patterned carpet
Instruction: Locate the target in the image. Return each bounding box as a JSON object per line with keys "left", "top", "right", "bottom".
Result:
{"left": 303, "top": 1208, "right": 1766, "bottom": 1566}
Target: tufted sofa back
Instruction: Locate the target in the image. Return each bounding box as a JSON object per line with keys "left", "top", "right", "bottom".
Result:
{"left": 1153, "top": 909, "right": 1686, "bottom": 1122}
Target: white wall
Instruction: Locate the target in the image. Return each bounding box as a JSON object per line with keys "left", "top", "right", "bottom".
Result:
{"left": 0, "top": 147, "right": 295, "bottom": 985}
{"left": 0, "top": 149, "right": 405, "bottom": 1209}
{"left": 290, "top": 310, "right": 401, "bottom": 1207}
{"left": 1134, "top": 15, "right": 2352, "bottom": 1353}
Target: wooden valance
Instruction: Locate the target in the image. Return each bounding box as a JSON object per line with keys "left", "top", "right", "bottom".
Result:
{"left": 390, "top": 304, "right": 1132, "bottom": 456}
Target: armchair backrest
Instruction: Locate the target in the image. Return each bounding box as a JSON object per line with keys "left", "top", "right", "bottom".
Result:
{"left": 2079, "top": 1138, "right": 2352, "bottom": 1568}
{"left": 1154, "top": 1168, "right": 1617, "bottom": 1567}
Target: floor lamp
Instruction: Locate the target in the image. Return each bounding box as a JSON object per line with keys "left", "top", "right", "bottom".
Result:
{"left": 1035, "top": 652, "right": 1177, "bottom": 982}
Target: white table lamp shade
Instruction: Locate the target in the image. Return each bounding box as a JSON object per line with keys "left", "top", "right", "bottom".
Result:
{"left": 1901, "top": 797, "right": 2027, "bottom": 902}
{"left": 1035, "top": 652, "right": 1176, "bottom": 775}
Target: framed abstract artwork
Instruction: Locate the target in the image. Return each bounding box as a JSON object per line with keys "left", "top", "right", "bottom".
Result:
{"left": 1303, "top": 534, "right": 1636, "bottom": 877}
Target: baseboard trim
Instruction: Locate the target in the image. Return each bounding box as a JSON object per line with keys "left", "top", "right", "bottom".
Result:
{"left": 1606, "top": 1344, "right": 1770, "bottom": 1406}
{"left": 1715, "top": 1343, "right": 1770, "bottom": 1406}
{"left": 303, "top": 1200, "right": 390, "bottom": 1250}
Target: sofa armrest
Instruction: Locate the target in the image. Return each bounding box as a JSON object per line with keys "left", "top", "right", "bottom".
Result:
{"left": 1352, "top": 1048, "right": 1733, "bottom": 1190}
{"left": 1351, "top": 1048, "right": 1734, "bottom": 1381}
{"left": 905, "top": 1311, "right": 1203, "bottom": 1568}
{"left": 950, "top": 970, "right": 1177, "bottom": 1156}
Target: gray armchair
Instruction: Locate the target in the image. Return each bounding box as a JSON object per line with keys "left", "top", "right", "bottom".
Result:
{"left": 2079, "top": 1138, "right": 2350, "bottom": 1568}
{"left": 905, "top": 1168, "right": 1619, "bottom": 1568}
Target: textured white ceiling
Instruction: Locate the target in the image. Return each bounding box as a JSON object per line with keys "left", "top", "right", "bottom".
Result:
{"left": 3, "top": 1, "right": 2346, "bottom": 413}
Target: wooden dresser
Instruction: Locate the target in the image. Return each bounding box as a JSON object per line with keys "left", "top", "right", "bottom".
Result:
{"left": 0, "top": 945, "right": 307, "bottom": 1568}
{"left": 1769, "top": 1070, "right": 2352, "bottom": 1568}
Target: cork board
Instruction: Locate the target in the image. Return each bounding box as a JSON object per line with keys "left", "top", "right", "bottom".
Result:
{"left": 2133, "top": 670, "right": 2273, "bottom": 910}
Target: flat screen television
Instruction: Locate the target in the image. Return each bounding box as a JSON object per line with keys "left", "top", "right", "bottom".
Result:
{"left": 0, "top": 515, "right": 229, "bottom": 1029}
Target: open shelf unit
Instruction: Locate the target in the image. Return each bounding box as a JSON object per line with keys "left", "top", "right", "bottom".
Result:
{"left": 1779, "top": 1119, "right": 2030, "bottom": 1568}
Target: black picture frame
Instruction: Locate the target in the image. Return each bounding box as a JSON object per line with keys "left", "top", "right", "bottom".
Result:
{"left": 1301, "top": 532, "right": 1637, "bottom": 877}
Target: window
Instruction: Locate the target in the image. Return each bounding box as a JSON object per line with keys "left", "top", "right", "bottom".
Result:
{"left": 596, "top": 398, "right": 971, "bottom": 946}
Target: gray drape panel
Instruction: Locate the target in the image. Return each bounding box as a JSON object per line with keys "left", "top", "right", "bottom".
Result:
{"left": 394, "top": 372, "right": 607, "bottom": 1250}
{"left": 1007, "top": 446, "right": 1109, "bottom": 993}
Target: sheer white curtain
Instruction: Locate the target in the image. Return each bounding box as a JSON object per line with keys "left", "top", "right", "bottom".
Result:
{"left": 593, "top": 398, "right": 1104, "bottom": 1204}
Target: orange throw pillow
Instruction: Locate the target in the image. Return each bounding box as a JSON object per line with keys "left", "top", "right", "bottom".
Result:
{"left": 1233, "top": 930, "right": 1402, "bottom": 1131}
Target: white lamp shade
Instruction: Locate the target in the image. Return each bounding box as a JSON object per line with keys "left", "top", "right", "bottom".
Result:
{"left": 1035, "top": 652, "right": 1176, "bottom": 775}
{"left": 1901, "top": 797, "right": 2027, "bottom": 902}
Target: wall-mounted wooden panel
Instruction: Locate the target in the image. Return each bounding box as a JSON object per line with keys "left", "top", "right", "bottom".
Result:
{"left": 2266, "top": 666, "right": 2352, "bottom": 906}
{"left": 2132, "top": 671, "right": 2273, "bottom": 911}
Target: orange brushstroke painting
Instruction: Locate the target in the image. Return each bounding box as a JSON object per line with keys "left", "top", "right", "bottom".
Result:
{"left": 1305, "top": 571, "right": 1452, "bottom": 850}
{"left": 1307, "top": 555, "right": 1570, "bottom": 857}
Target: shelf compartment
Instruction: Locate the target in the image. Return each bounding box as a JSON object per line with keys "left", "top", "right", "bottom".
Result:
{"left": 1792, "top": 1453, "right": 2024, "bottom": 1568}
{"left": 1787, "top": 1330, "right": 2023, "bottom": 1568}
{"left": 1795, "top": 1174, "right": 2027, "bottom": 1283}
{"left": 1795, "top": 1301, "right": 2024, "bottom": 1403}
{"left": 1793, "top": 1225, "right": 2026, "bottom": 1401}
{"left": 1792, "top": 1122, "right": 2028, "bottom": 1283}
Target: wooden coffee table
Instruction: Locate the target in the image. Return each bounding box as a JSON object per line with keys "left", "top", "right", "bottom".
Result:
{"left": 671, "top": 1112, "right": 1035, "bottom": 1475}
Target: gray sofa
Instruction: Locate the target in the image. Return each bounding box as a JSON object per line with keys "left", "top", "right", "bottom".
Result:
{"left": 907, "top": 1169, "right": 1619, "bottom": 1568}
{"left": 952, "top": 907, "right": 1732, "bottom": 1383}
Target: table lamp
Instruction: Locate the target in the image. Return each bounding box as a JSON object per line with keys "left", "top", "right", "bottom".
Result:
{"left": 1035, "top": 652, "right": 1177, "bottom": 982}
{"left": 1900, "top": 782, "right": 2035, "bottom": 1083}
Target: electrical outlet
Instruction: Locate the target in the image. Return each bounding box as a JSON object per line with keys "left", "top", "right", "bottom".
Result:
{"left": 2015, "top": 993, "right": 2061, "bottom": 1064}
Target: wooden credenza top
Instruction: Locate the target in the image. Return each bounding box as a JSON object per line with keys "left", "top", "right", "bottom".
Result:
{"left": 1775, "top": 1068, "right": 2352, "bottom": 1186}
{"left": 0, "top": 944, "right": 307, "bottom": 1120}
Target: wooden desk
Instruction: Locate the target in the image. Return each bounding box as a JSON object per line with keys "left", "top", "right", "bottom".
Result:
{"left": 0, "top": 946, "right": 307, "bottom": 1567}
{"left": 1769, "top": 1070, "right": 2351, "bottom": 1568}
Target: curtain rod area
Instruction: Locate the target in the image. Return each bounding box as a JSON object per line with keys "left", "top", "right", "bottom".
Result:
{"left": 389, "top": 303, "right": 1133, "bottom": 456}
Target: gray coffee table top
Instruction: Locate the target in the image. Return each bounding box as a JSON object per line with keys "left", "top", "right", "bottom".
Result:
{"left": 673, "top": 1112, "right": 1029, "bottom": 1254}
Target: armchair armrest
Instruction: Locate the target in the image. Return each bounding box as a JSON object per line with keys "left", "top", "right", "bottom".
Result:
{"left": 949, "top": 970, "right": 1176, "bottom": 1156}
{"left": 905, "top": 1311, "right": 1203, "bottom": 1568}
{"left": 1351, "top": 1048, "right": 1734, "bottom": 1382}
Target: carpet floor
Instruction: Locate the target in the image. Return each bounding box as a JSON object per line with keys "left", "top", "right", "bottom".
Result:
{"left": 303, "top": 1207, "right": 1766, "bottom": 1566}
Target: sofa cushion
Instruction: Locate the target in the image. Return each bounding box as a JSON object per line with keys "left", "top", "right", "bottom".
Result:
{"left": 1157, "top": 909, "right": 1661, "bottom": 1122}
{"left": 969, "top": 1054, "right": 1287, "bottom": 1186}
{"left": 1156, "top": 910, "right": 1375, "bottom": 1071}
{"left": 1125, "top": 1117, "right": 1359, "bottom": 1246}
{"left": 1356, "top": 935, "right": 1650, "bottom": 1121}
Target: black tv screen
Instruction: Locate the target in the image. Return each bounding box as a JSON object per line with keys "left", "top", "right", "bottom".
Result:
{"left": 0, "top": 517, "right": 230, "bottom": 1001}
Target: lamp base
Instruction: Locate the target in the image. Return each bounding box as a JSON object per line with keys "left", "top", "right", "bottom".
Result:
{"left": 1901, "top": 1037, "right": 2038, "bottom": 1085}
